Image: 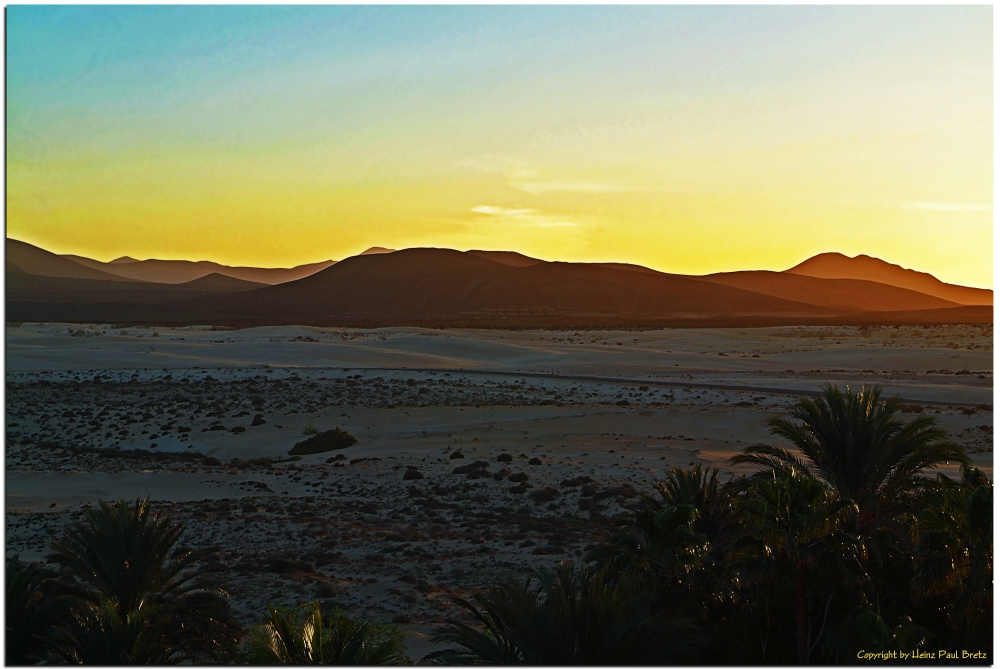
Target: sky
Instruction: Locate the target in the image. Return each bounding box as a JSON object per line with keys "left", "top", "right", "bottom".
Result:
{"left": 6, "top": 6, "right": 994, "bottom": 288}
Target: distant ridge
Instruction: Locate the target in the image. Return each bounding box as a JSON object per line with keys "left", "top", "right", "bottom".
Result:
{"left": 60, "top": 252, "right": 335, "bottom": 285}
{"left": 699, "top": 271, "right": 959, "bottom": 312}
{"left": 467, "top": 250, "right": 545, "bottom": 267}
{"left": 7, "top": 239, "right": 991, "bottom": 327}
{"left": 360, "top": 247, "right": 395, "bottom": 255}
{"left": 204, "top": 247, "right": 841, "bottom": 325}
{"left": 786, "top": 252, "right": 992, "bottom": 306}
{"left": 8, "top": 239, "right": 144, "bottom": 282}
{"left": 110, "top": 256, "right": 139, "bottom": 264}
{"left": 179, "top": 273, "right": 266, "bottom": 292}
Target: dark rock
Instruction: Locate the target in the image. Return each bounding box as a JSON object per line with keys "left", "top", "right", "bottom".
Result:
{"left": 560, "top": 476, "right": 594, "bottom": 487}
{"left": 530, "top": 487, "right": 560, "bottom": 504}
{"left": 452, "top": 461, "right": 489, "bottom": 476}
{"left": 289, "top": 428, "right": 357, "bottom": 455}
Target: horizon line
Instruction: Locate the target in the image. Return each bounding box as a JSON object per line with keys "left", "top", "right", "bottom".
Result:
{"left": 6, "top": 236, "right": 995, "bottom": 292}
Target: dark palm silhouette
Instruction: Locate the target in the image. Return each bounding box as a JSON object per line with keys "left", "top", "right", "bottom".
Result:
{"left": 6, "top": 555, "right": 75, "bottom": 664}
{"left": 243, "top": 601, "right": 408, "bottom": 665}
{"left": 647, "top": 464, "right": 735, "bottom": 542}
{"left": 913, "top": 464, "right": 993, "bottom": 647}
{"left": 730, "top": 473, "right": 862, "bottom": 665}
{"left": 590, "top": 463, "right": 740, "bottom": 625}
{"left": 427, "top": 561, "right": 702, "bottom": 664}
{"left": 731, "top": 384, "right": 968, "bottom": 535}
{"left": 46, "top": 498, "right": 243, "bottom": 664}
{"left": 591, "top": 502, "right": 706, "bottom": 581}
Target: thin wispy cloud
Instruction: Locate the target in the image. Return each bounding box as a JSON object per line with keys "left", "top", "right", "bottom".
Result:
{"left": 471, "top": 205, "right": 536, "bottom": 216}
{"left": 904, "top": 202, "right": 993, "bottom": 212}
{"left": 471, "top": 205, "right": 578, "bottom": 228}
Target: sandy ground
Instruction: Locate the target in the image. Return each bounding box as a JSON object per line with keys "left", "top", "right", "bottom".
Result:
{"left": 6, "top": 323, "right": 992, "bottom": 660}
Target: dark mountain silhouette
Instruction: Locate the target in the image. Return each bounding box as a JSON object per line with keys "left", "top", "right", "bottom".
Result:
{"left": 467, "top": 250, "right": 546, "bottom": 267}
{"left": 178, "top": 273, "right": 266, "bottom": 292}
{"left": 592, "top": 262, "right": 664, "bottom": 275}
{"left": 698, "top": 271, "right": 959, "bottom": 312}
{"left": 786, "top": 252, "right": 992, "bottom": 306}
{"left": 6, "top": 240, "right": 991, "bottom": 327}
{"left": 6, "top": 266, "right": 274, "bottom": 323}
{"left": 360, "top": 247, "right": 396, "bottom": 255}
{"left": 60, "top": 253, "right": 335, "bottom": 285}
{"left": 110, "top": 256, "right": 139, "bottom": 264}
{"left": 8, "top": 239, "right": 144, "bottom": 282}
{"left": 580, "top": 262, "right": 965, "bottom": 312}
{"left": 200, "top": 248, "right": 842, "bottom": 326}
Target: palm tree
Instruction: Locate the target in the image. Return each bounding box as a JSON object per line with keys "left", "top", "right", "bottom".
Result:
{"left": 589, "top": 503, "right": 706, "bottom": 583}
{"left": 243, "top": 601, "right": 407, "bottom": 665}
{"left": 6, "top": 555, "right": 75, "bottom": 664}
{"left": 731, "top": 473, "right": 862, "bottom": 665}
{"left": 47, "top": 497, "right": 243, "bottom": 664}
{"left": 650, "top": 464, "right": 735, "bottom": 542}
{"left": 731, "top": 384, "right": 968, "bottom": 538}
{"left": 912, "top": 464, "right": 992, "bottom": 646}
{"left": 425, "top": 577, "right": 534, "bottom": 665}
{"left": 52, "top": 598, "right": 177, "bottom": 665}
{"left": 428, "top": 561, "right": 702, "bottom": 664}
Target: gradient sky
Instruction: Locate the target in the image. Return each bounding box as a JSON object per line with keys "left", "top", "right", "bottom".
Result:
{"left": 7, "top": 6, "right": 994, "bottom": 288}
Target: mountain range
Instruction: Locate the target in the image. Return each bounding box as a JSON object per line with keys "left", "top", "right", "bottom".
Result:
{"left": 6, "top": 238, "right": 991, "bottom": 327}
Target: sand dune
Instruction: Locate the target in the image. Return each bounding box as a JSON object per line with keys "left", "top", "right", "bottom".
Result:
{"left": 5, "top": 323, "right": 992, "bottom": 639}
{"left": 786, "top": 252, "right": 993, "bottom": 305}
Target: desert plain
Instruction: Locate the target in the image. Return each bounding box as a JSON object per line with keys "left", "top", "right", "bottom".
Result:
{"left": 5, "top": 322, "right": 993, "bottom": 658}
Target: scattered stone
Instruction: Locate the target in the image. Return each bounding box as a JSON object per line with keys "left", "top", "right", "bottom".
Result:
{"left": 530, "top": 487, "right": 560, "bottom": 504}
{"left": 560, "top": 476, "right": 594, "bottom": 487}
{"left": 289, "top": 428, "right": 357, "bottom": 455}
